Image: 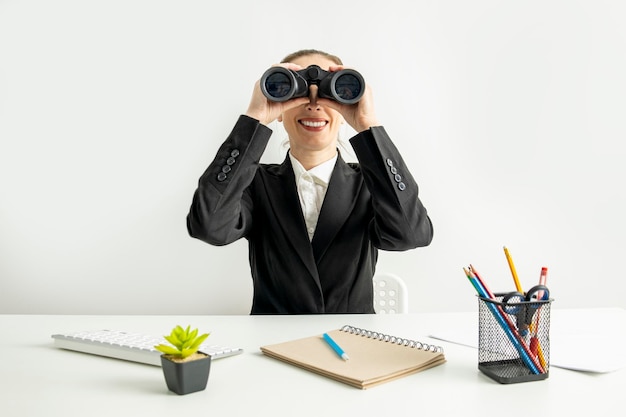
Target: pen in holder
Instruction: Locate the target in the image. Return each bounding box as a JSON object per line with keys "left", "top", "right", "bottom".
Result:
{"left": 477, "top": 292, "right": 552, "bottom": 384}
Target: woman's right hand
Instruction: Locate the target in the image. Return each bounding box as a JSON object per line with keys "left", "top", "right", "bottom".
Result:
{"left": 245, "top": 63, "right": 309, "bottom": 126}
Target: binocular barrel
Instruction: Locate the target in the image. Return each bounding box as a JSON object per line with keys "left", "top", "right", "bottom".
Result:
{"left": 260, "top": 65, "right": 365, "bottom": 105}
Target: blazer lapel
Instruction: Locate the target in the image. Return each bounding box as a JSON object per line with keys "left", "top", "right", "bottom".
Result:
{"left": 311, "top": 155, "right": 362, "bottom": 261}
{"left": 264, "top": 156, "right": 319, "bottom": 280}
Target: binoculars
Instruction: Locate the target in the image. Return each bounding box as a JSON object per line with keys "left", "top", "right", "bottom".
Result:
{"left": 260, "top": 65, "right": 365, "bottom": 104}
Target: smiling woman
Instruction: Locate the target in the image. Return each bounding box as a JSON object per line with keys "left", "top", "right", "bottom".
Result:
{"left": 186, "top": 49, "right": 434, "bottom": 315}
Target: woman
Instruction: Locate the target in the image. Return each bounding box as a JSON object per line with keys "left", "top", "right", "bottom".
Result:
{"left": 187, "top": 49, "right": 433, "bottom": 314}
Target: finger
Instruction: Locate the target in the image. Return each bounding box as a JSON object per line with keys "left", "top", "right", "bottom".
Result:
{"left": 327, "top": 64, "right": 345, "bottom": 72}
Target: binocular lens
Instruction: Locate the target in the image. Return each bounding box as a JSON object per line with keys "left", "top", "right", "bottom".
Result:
{"left": 264, "top": 72, "right": 293, "bottom": 100}
{"left": 333, "top": 73, "right": 362, "bottom": 102}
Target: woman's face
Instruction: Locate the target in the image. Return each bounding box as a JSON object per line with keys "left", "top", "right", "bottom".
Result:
{"left": 278, "top": 54, "right": 343, "bottom": 161}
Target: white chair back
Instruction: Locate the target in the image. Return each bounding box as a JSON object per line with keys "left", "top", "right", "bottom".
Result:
{"left": 373, "top": 272, "right": 408, "bottom": 314}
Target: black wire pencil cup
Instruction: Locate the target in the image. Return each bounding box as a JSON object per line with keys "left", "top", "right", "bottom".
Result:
{"left": 464, "top": 248, "right": 553, "bottom": 384}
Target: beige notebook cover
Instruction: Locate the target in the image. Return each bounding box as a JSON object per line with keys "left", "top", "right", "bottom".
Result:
{"left": 260, "top": 326, "right": 446, "bottom": 389}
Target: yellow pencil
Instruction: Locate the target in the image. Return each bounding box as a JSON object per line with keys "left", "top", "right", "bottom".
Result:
{"left": 503, "top": 246, "right": 523, "bottom": 292}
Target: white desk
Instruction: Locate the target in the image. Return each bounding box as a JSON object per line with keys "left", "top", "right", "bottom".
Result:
{"left": 1, "top": 310, "right": 623, "bottom": 417}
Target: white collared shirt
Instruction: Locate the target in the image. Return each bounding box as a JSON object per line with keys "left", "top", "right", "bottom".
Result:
{"left": 289, "top": 153, "right": 337, "bottom": 241}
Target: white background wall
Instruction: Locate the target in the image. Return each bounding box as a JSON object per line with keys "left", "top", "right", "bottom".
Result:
{"left": 1, "top": 0, "right": 624, "bottom": 314}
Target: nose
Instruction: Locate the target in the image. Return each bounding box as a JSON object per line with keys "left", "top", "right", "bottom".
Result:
{"left": 306, "top": 85, "right": 321, "bottom": 110}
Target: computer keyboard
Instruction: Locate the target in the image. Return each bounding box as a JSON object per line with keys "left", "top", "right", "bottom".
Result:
{"left": 52, "top": 329, "right": 243, "bottom": 366}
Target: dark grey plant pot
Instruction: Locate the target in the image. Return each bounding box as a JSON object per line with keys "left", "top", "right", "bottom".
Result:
{"left": 160, "top": 353, "right": 211, "bottom": 395}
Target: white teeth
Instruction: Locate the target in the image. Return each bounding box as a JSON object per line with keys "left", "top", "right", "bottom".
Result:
{"left": 301, "top": 120, "right": 326, "bottom": 128}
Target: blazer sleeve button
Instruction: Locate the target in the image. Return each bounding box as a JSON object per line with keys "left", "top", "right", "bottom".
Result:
{"left": 217, "top": 172, "right": 227, "bottom": 181}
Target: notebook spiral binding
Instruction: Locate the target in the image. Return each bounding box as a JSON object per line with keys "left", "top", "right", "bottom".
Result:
{"left": 340, "top": 325, "right": 444, "bottom": 353}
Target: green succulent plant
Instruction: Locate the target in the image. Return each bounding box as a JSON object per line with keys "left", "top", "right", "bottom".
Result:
{"left": 154, "top": 325, "right": 210, "bottom": 359}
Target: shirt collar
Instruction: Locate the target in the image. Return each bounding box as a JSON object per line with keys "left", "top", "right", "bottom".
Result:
{"left": 289, "top": 152, "right": 337, "bottom": 186}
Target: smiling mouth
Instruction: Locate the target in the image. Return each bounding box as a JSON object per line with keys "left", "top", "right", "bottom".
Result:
{"left": 299, "top": 120, "right": 328, "bottom": 128}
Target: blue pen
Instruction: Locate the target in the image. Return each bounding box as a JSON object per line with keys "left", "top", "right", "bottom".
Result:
{"left": 323, "top": 333, "right": 350, "bottom": 361}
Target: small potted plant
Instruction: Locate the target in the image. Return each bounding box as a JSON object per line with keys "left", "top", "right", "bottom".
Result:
{"left": 154, "top": 325, "right": 211, "bottom": 395}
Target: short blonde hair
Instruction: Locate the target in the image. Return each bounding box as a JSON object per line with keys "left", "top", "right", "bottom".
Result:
{"left": 281, "top": 49, "right": 343, "bottom": 65}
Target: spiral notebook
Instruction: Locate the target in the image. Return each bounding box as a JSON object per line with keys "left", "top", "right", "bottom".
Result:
{"left": 260, "top": 325, "right": 446, "bottom": 389}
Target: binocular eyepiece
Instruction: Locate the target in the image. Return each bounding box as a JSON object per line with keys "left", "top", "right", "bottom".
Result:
{"left": 260, "top": 65, "right": 365, "bottom": 105}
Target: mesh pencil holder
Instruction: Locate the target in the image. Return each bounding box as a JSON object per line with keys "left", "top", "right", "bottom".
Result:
{"left": 477, "top": 293, "right": 552, "bottom": 384}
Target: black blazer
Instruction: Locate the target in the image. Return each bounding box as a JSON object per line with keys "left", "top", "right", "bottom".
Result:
{"left": 187, "top": 115, "right": 433, "bottom": 314}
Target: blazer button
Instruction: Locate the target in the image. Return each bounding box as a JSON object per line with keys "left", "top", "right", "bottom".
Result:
{"left": 227, "top": 156, "right": 236, "bottom": 165}
{"left": 231, "top": 149, "right": 240, "bottom": 158}
{"left": 386, "top": 158, "right": 394, "bottom": 167}
{"left": 390, "top": 166, "right": 397, "bottom": 175}
{"left": 398, "top": 182, "right": 406, "bottom": 191}
{"left": 222, "top": 165, "right": 232, "bottom": 173}
{"left": 394, "top": 174, "right": 402, "bottom": 183}
{"left": 217, "top": 172, "right": 227, "bottom": 181}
